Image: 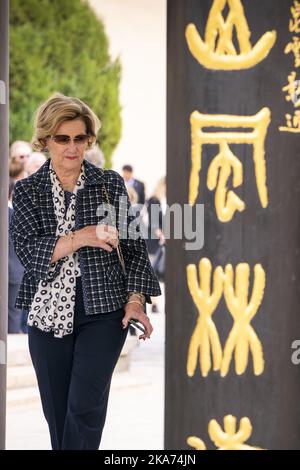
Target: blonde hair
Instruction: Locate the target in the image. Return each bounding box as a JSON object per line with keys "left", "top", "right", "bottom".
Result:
{"left": 31, "top": 92, "right": 101, "bottom": 151}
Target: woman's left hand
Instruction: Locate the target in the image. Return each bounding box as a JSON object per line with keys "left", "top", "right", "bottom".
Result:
{"left": 122, "top": 303, "right": 153, "bottom": 341}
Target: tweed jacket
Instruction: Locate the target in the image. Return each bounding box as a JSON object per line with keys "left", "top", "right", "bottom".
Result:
{"left": 10, "top": 158, "right": 161, "bottom": 315}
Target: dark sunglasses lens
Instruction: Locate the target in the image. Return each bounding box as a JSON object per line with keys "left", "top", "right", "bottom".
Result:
{"left": 74, "top": 135, "right": 89, "bottom": 144}
{"left": 52, "top": 134, "right": 89, "bottom": 144}
{"left": 53, "top": 135, "right": 70, "bottom": 144}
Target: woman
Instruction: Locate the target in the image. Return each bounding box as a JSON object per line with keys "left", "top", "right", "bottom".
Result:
{"left": 10, "top": 92, "right": 161, "bottom": 450}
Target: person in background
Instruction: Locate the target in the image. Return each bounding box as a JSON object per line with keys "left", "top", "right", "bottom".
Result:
{"left": 26, "top": 152, "right": 47, "bottom": 176}
{"left": 9, "top": 156, "right": 31, "bottom": 332}
{"left": 8, "top": 178, "right": 14, "bottom": 208}
{"left": 126, "top": 185, "right": 147, "bottom": 240}
{"left": 146, "top": 176, "right": 166, "bottom": 313}
{"left": 10, "top": 140, "right": 32, "bottom": 176}
{"left": 85, "top": 143, "right": 105, "bottom": 168}
{"left": 9, "top": 157, "right": 27, "bottom": 182}
{"left": 122, "top": 164, "right": 145, "bottom": 205}
{"left": 8, "top": 178, "right": 25, "bottom": 333}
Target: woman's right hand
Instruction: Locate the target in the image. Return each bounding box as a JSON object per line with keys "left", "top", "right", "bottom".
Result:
{"left": 75, "top": 225, "right": 119, "bottom": 252}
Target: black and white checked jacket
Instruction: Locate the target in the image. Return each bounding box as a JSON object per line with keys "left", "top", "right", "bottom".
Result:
{"left": 10, "top": 159, "right": 161, "bottom": 315}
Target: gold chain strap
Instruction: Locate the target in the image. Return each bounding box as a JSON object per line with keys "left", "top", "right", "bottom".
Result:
{"left": 101, "top": 183, "right": 126, "bottom": 275}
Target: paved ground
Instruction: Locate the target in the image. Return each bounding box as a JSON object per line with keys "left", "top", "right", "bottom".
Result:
{"left": 6, "top": 288, "right": 165, "bottom": 450}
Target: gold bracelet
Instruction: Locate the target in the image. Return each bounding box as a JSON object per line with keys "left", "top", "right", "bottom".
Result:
{"left": 126, "top": 300, "right": 144, "bottom": 307}
{"left": 128, "top": 292, "right": 145, "bottom": 304}
{"left": 128, "top": 296, "right": 145, "bottom": 306}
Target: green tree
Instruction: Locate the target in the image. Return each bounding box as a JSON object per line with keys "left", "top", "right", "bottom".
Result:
{"left": 10, "top": 0, "right": 122, "bottom": 168}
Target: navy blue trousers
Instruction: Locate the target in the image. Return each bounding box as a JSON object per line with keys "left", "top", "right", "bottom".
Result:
{"left": 28, "top": 276, "right": 128, "bottom": 450}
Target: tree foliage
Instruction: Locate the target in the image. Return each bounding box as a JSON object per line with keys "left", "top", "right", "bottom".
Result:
{"left": 10, "top": 0, "right": 122, "bottom": 167}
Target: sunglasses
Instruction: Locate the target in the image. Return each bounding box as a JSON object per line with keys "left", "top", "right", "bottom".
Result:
{"left": 49, "top": 134, "right": 90, "bottom": 145}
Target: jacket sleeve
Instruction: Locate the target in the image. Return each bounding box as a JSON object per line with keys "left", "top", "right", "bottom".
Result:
{"left": 110, "top": 172, "right": 162, "bottom": 304}
{"left": 10, "top": 181, "right": 64, "bottom": 281}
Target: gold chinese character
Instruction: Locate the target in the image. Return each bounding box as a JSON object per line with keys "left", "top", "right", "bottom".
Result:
{"left": 189, "top": 108, "right": 271, "bottom": 223}
{"left": 279, "top": 110, "right": 300, "bottom": 132}
{"left": 185, "top": 0, "right": 276, "bottom": 70}
{"left": 289, "top": 0, "right": 300, "bottom": 33}
{"left": 186, "top": 437, "right": 207, "bottom": 450}
{"left": 187, "top": 259, "right": 266, "bottom": 378}
{"left": 188, "top": 415, "right": 264, "bottom": 450}
{"left": 207, "top": 140, "right": 245, "bottom": 222}
{"left": 282, "top": 71, "right": 300, "bottom": 107}
{"left": 221, "top": 263, "right": 265, "bottom": 377}
{"left": 186, "top": 258, "right": 223, "bottom": 377}
{"left": 285, "top": 36, "right": 300, "bottom": 68}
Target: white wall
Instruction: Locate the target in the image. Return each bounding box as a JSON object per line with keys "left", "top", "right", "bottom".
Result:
{"left": 88, "top": 0, "right": 166, "bottom": 198}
